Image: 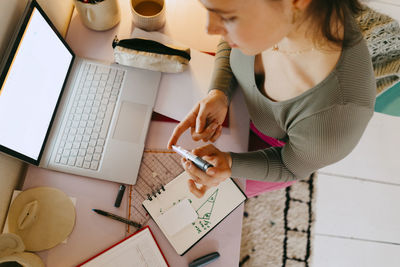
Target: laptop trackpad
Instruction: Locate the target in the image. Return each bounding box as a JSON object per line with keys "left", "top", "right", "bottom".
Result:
{"left": 113, "top": 101, "right": 148, "bottom": 143}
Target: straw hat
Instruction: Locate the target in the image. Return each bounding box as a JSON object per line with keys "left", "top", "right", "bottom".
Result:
{"left": 7, "top": 187, "right": 75, "bottom": 251}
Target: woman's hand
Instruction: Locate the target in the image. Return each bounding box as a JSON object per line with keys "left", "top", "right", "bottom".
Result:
{"left": 181, "top": 144, "right": 232, "bottom": 198}
{"left": 167, "top": 90, "right": 228, "bottom": 149}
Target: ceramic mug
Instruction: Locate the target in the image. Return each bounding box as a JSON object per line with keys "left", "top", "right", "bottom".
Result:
{"left": 131, "top": 0, "right": 166, "bottom": 31}
{"left": 74, "top": 0, "right": 121, "bottom": 31}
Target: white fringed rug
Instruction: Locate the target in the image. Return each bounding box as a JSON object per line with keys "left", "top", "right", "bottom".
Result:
{"left": 239, "top": 173, "right": 316, "bottom": 267}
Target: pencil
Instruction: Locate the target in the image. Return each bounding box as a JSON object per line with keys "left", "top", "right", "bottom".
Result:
{"left": 92, "top": 209, "right": 142, "bottom": 229}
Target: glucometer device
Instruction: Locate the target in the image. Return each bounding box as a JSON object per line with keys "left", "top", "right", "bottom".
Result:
{"left": 172, "top": 145, "right": 213, "bottom": 172}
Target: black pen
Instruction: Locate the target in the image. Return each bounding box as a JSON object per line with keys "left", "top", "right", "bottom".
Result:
{"left": 189, "top": 252, "right": 220, "bottom": 267}
{"left": 92, "top": 209, "right": 142, "bottom": 229}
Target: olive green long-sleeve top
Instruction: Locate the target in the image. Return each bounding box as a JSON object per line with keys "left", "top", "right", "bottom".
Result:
{"left": 209, "top": 21, "right": 376, "bottom": 182}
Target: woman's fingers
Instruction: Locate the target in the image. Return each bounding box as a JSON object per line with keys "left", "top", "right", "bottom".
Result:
{"left": 201, "top": 122, "right": 219, "bottom": 142}
{"left": 182, "top": 158, "right": 212, "bottom": 185}
{"left": 188, "top": 179, "right": 208, "bottom": 198}
{"left": 181, "top": 144, "right": 232, "bottom": 198}
{"left": 193, "top": 144, "right": 232, "bottom": 177}
{"left": 195, "top": 103, "right": 208, "bottom": 133}
{"left": 181, "top": 159, "right": 204, "bottom": 184}
{"left": 210, "top": 125, "right": 222, "bottom": 142}
{"left": 192, "top": 144, "right": 218, "bottom": 158}
{"left": 167, "top": 105, "right": 199, "bottom": 149}
{"left": 167, "top": 91, "right": 228, "bottom": 148}
{"left": 190, "top": 121, "right": 219, "bottom": 142}
{"left": 201, "top": 155, "right": 215, "bottom": 163}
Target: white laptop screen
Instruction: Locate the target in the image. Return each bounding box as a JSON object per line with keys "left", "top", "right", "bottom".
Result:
{"left": 0, "top": 3, "right": 73, "bottom": 164}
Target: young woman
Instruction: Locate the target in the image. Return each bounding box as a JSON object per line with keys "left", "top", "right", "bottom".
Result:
{"left": 168, "top": 0, "right": 376, "bottom": 198}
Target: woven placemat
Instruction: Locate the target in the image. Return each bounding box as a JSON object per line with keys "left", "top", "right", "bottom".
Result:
{"left": 239, "top": 174, "right": 316, "bottom": 267}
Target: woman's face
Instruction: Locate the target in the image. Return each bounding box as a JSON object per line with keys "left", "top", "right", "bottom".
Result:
{"left": 200, "top": 0, "right": 294, "bottom": 55}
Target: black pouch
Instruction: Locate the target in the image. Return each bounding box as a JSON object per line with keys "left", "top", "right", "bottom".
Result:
{"left": 112, "top": 36, "right": 191, "bottom": 73}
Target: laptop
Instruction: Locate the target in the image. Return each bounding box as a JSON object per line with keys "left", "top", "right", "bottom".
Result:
{"left": 0, "top": 0, "right": 161, "bottom": 184}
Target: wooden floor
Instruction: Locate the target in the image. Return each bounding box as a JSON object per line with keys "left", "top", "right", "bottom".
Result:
{"left": 312, "top": 1, "right": 400, "bottom": 266}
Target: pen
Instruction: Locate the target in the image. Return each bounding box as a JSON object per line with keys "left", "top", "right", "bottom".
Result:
{"left": 172, "top": 145, "right": 214, "bottom": 172}
{"left": 189, "top": 252, "right": 220, "bottom": 267}
{"left": 92, "top": 209, "right": 142, "bottom": 229}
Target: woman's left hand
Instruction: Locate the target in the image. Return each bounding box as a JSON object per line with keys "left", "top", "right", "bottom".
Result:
{"left": 181, "top": 144, "right": 232, "bottom": 198}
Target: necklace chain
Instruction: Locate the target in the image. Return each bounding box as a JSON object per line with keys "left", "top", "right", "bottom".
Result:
{"left": 271, "top": 44, "right": 315, "bottom": 55}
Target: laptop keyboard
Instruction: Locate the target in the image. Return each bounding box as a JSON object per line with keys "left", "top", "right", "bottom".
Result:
{"left": 54, "top": 62, "right": 125, "bottom": 170}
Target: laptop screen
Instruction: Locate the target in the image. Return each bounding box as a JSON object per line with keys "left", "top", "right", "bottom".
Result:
{"left": 0, "top": 1, "right": 74, "bottom": 164}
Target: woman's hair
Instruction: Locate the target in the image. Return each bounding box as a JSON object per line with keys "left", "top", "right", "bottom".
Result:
{"left": 303, "top": 0, "right": 364, "bottom": 47}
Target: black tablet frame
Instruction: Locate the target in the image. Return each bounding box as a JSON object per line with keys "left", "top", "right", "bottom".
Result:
{"left": 0, "top": 0, "right": 75, "bottom": 165}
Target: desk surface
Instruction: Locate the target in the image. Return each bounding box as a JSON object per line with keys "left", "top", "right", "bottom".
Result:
{"left": 22, "top": 0, "right": 250, "bottom": 266}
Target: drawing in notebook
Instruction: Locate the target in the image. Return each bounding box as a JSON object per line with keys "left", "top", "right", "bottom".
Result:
{"left": 142, "top": 171, "right": 246, "bottom": 255}
{"left": 126, "top": 149, "right": 246, "bottom": 255}
{"left": 197, "top": 189, "right": 217, "bottom": 219}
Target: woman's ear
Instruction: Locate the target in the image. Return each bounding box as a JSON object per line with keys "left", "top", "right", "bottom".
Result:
{"left": 292, "top": 0, "right": 312, "bottom": 11}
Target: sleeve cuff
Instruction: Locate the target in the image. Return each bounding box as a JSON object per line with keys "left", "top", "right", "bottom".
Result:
{"left": 230, "top": 151, "right": 270, "bottom": 180}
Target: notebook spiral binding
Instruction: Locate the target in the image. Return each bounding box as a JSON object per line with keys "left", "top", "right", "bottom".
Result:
{"left": 146, "top": 185, "right": 166, "bottom": 201}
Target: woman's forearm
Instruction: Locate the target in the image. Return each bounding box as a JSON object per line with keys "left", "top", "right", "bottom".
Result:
{"left": 208, "top": 39, "right": 237, "bottom": 103}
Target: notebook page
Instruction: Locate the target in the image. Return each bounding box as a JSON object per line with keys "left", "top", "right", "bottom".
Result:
{"left": 143, "top": 172, "right": 246, "bottom": 255}
{"left": 81, "top": 227, "right": 167, "bottom": 267}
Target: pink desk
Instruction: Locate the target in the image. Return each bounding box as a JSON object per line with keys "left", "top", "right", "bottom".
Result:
{"left": 22, "top": 0, "right": 250, "bottom": 266}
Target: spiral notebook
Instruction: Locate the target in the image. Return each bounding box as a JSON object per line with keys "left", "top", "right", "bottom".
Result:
{"left": 142, "top": 172, "right": 246, "bottom": 255}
